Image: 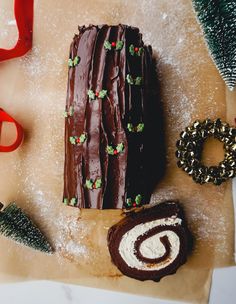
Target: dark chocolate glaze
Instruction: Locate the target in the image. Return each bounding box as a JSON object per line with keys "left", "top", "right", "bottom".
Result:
{"left": 63, "top": 24, "right": 165, "bottom": 209}
{"left": 107, "top": 201, "right": 193, "bottom": 282}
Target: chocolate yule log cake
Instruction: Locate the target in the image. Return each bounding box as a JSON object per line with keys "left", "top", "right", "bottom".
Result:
{"left": 107, "top": 201, "right": 192, "bottom": 281}
{"left": 63, "top": 24, "right": 165, "bottom": 209}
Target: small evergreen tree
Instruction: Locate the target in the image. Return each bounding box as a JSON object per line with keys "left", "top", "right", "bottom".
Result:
{"left": 0, "top": 202, "right": 53, "bottom": 253}
{"left": 192, "top": 0, "right": 236, "bottom": 90}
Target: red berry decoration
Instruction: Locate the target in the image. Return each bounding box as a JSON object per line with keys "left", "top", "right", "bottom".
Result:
{"left": 113, "top": 149, "right": 118, "bottom": 155}
{"left": 111, "top": 42, "right": 116, "bottom": 47}
{"left": 134, "top": 47, "right": 139, "bottom": 52}
{"left": 76, "top": 138, "right": 81, "bottom": 143}
{"left": 132, "top": 202, "right": 136, "bottom": 207}
{"left": 95, "top": 91, "right": 99, "bottom": 97}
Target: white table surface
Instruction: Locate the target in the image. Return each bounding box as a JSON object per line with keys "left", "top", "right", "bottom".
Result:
{"left": 0, "top": 267, "right": 235, "bottom": 304}
{"left": 0, "top": 178, "right": 235, "bottom": 304}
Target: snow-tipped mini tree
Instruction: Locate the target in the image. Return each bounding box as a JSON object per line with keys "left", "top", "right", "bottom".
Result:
{"left": 0, "top": 202, "right": 53, "bottom": 253}
{"left": 192, "top": 0, "right": 236, "bottom": 90}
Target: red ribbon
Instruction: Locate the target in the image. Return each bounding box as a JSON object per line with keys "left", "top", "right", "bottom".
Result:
{"left": 0, "top": 108, "right": 24, "bottom": 152}
{"left": 0, "top": 0, "right": 34, "bottom": 62}
{"left": 0, "top": 0, "right": 33, "bottom": 151}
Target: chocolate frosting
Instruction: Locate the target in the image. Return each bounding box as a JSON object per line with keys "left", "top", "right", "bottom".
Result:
{"left": 63, "top": 24, "right": 165, "bottom": 209}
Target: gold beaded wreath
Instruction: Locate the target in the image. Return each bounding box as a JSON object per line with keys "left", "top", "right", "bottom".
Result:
{"left": 176, "top": 119, "right": 236, "bottom": 185}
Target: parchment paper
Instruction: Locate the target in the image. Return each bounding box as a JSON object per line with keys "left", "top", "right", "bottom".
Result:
{"left": 0, "top": 0, "right": 235, "bottom": 302}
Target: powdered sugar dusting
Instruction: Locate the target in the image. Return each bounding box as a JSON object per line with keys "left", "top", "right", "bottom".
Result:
{"left": 0, "top": 3, "right": 17, "bottom": 49}
{"left": 0, "top": 0, "right": 232, "bottom": 277}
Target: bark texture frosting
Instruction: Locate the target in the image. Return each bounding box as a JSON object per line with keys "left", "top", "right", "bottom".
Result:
{"left": 107, "top": 201, "right": 192, "bottom": 281}
{"left": 63, "top": 24, "right": 165, "bottom": 209}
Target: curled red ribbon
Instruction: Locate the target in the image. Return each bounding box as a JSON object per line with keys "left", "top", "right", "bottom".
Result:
{"left": 0, "top": 0, "right": 33, "bottom": 151}
{"left": 0, "top": 0, "right": 34, "bottom": 62}
{"left": 0, "top": 108, "right": 24, "bottom": 152}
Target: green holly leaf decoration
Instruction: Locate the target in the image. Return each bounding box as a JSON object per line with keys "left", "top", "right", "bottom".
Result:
{"left": 129, "top": 45, "right": 144, "bottom": 56}
{"left": 85, "top": 178, "right": 102, "bottom": 190}
{"left": 69, "top": 106, "right": 74, "bottom": 116}
{"left": 125, "top": 195, "right": 143, "bottom": 208}
{"left": 138, "top": 47, "right": 144, "bottom": 56}
{"left": 68, "top": 56, "right": 80, "bottom": 67}
{"left": 126, "top": 74, "right": 134, "bottom": 85}
{"left": 135, "top": 77, "right": 142, "bottom": 86}
{"left": 69, "top": 136, "right": 76, "bottom": 145}
{"left": 126, "top": 75, "right": 142, "bottom": 86}
{"left": 106, "top": 145, "right": 114, "bottom": 155}
{"left": 73, "top": 56, "right": 80, "bottom": 66}
{"left": 70, "top": 197, "right": 77, "bottom": 206}
{"left": 116, "top": 143, "right": 124, "bottom": 153}
{"left": 104, "top": 41, "right": 112, "bottom": 50}
{"left": 63, "top": 198, "right": 69, "bottom": 205}
{"left": 70, "top": 133, "right": 87, "bottom": 145}
{"left": 68, "top": 58, "right": 73, "bottom": 67}
{"left": 126, "top": 198, "right": 132, "bottom": 207}
{"left": 137, "top": 123, "right": 144, "bottom": 132}
{"left": 127, "top": 123, "right": 144, "bottom": 133}
{"left": 192, "top": 0, "right": 236, "bottom": 90}
{"left": 98, "top": 90, "right": 107, "bottom": 99}
{"left": 88, "top": 89, "right": 107, "bottom": 100}
{"left": 116, "top": 40, "right": 124, "bottom": 50}
{"left": 107, "top": 143, "right": 124, "bottom": 155}
{"left": 129, "top": 44, "right": 135, "bottom": 56}
{"left": 85, "top": 179, "right": 93, "bottom": 190}
{"left": 135, "top": 194, "right": 142, "bottom": 205}
{"left": 127, "top": 123, "right": 135, "bottom": 132}
{"left": 64, "top": 106, "right": 74, "bottom": 118}
{"left": 69, "top": 133, "right": 87, "bottom": 145}
{"left": 80, "top": 133, "right": 87, "bottom": 143}
{"left": 95, "top": 178, "right": 102, "bottom": 189}
{"left": 87, "top": 90, "right": 95, "bottom": 100}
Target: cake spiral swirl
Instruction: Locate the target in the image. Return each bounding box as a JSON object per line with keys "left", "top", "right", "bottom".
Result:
{"left": 108, "top": 201, "right": 191, "bottom": 281}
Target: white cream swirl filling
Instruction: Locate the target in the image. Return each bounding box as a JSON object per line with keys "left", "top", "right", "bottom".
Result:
{"left": 118, "top": 216, "right": 182, "bottom": 271}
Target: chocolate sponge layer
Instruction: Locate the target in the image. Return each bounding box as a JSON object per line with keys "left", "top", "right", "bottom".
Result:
{"left": 107, "top": 201, "right": 192, "bottom": 281}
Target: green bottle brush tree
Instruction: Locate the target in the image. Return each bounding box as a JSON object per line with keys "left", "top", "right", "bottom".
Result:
{"left": 0, "top": 202, "right": 53, "bottom": 253}
{"left": 192, "top": 0, "right": 236, "bottom": 90}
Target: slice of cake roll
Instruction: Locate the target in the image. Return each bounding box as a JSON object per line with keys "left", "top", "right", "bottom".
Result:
{"left": 63, "top": 24, "right": 165, "bottom": 209}
{"left": 107, "top": 201, "right": 192, "bottom": 281}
